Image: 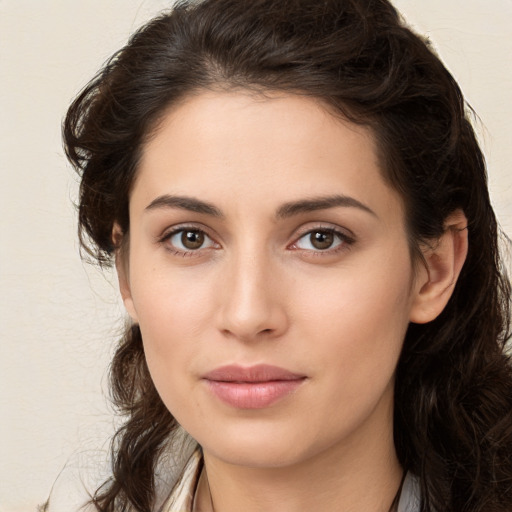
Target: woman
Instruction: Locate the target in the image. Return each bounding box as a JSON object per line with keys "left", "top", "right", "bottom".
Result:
{"left": 47, "top": 0, "right": 512, "bottom": 510}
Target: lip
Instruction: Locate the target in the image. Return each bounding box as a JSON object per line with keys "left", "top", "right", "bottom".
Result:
{"left": 202, "top": 364, "right": 307, "bottom": 409}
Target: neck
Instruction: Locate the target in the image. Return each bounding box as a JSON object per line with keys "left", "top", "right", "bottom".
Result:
{"left": 195, "top": 399, "right": 402, "bottom": 512}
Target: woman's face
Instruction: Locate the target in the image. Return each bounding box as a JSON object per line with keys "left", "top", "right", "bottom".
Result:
{"left": 120, "top": 91, "right": 425, "bottom": 469}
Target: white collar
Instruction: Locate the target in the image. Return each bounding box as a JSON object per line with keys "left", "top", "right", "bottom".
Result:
{"left": 161, "top": 449, "right": 421, "bottom": 512}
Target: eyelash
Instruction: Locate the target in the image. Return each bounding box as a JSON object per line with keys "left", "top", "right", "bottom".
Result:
{"left": 158, "top": 225, "right": 355, "bottom": 257}
{"left": 289, "top": 227, "right": 355, "bottom": 256}
{"left": 159, "top": 225, "right": 218, "bottom": 257}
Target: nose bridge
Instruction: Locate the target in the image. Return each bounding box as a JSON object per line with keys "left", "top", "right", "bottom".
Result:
{"left": 218, "top": 241, "right": 286, "bottom": 340}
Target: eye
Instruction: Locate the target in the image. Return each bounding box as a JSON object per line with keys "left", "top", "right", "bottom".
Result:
{"left": 166, "top": 228, "right": 216, "bottom": 252}
{"left": 294, "top": 229, "right": 349, "bottom": 251}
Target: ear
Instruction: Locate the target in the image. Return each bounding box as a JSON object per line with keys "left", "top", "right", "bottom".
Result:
{"left": 112, "top": 223, "right": 138, "bottom": 323}
{"left": 409, "top": 210, "right": 468, "bottom": 324}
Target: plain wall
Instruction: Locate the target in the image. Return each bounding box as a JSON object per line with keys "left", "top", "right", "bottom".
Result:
{"left": 1, "top": 1, "right": 511, "bottom": 510}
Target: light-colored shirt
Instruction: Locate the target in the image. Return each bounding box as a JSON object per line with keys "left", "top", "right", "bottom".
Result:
{"left": 44, "top": 445, "right": 421, "bottom": 512}
{"left": 162, "top": 449, "right": 422, "bottom": 512}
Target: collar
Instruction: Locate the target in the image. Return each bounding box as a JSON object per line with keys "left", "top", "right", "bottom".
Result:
{"left": 160, "top": 449, "right": 203, "bottom": 512}
{"left": 160, "top": 449, "right": 421, "bottom": 512}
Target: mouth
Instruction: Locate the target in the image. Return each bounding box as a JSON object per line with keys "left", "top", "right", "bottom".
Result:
{"left": 202, "top": 364, "right": 307, "bottom": 409}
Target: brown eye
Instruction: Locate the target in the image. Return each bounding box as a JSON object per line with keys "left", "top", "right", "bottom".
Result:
{"left": 310, "top": 230, "right": 335, "bottom": 250}
{"left": 294, "top": 228, "right": 348, "bottom": 252}
{"left": 181, "top": 230, "right": 205, "bottom": 249}
{"left": 166, "top": 228, "right": 215, "bottom": 253}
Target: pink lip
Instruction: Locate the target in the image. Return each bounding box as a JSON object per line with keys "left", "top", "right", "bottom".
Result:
{"left": 202, "top": 364, "right": 306, "bottom": 409}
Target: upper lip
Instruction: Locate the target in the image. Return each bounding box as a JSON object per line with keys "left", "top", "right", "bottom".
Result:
{"left": 202, "top": 364, "right": 306, "bottom": 382}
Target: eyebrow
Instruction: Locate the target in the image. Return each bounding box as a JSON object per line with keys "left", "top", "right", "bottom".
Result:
{"left": 276, "top": 194, "right": 377, "bottom": 219}
{"left": 145, "top": 194, "right": 224, "bottom": 217}
{"left": 144, "top": 193, "right": 376, "bottom": 219}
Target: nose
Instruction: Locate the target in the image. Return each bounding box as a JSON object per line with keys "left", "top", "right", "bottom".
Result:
{"left": 216, "top": 249, "right": 289, "bottom": 341}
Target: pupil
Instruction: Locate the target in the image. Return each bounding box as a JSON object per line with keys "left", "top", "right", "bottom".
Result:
{"left": 311, "top": 231, "right": 333, "bottom": 250}
{"left": 182, "top": 230, "right": 204, "bottom": 249}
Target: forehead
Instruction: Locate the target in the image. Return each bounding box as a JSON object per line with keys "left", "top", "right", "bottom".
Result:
{"left": 133, "top": 91, "right": 403, "bottom": 223}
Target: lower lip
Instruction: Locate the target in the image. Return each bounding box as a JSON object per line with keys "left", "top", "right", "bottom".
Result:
{"left": 205, "top": 379, "right": 305, "bottom": 409}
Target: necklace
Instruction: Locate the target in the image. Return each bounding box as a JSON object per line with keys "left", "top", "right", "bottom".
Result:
{"left": 202, "top": 468, "right": 407, "bottom": 512}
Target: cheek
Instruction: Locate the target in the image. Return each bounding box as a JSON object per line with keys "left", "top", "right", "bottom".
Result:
{"left": 296, "top": 253, "right": 414, "bottom": 376}
{"left": 131, "top": 276, "right": 206, "bottom": 418}
{"left": 288, "top": 263, "right": 412, "bottom": 440}
{"left": 300, "top": 259, "right": 412, "bottom": 322}
{"left": 127, "top": 256, "right": 221, "bottom": 390}
{"left": 130, "top": 253, "right": 214, "bottom": 330}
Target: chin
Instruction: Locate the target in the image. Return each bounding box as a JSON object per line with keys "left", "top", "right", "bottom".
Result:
{"left": 209, "top": 441, "right": 309, "bottom": 469}
{"left": 194, "top": 419, "right": 337, "bottom": 470}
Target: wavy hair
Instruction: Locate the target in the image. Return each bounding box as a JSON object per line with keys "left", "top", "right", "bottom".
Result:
{"left": 62, "top": 0, "right": 512, "bottom": 510}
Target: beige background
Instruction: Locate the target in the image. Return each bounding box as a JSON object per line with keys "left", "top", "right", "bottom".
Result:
{"left": 1, "top": 1, "right": 511, "bottom": 510}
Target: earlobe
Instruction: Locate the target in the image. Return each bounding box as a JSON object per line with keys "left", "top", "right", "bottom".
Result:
{"left": 112, "top": 224, "right": 138, "bottom": 323}
{"left": 409, "top": 210, "right": 468, "bottom": 324}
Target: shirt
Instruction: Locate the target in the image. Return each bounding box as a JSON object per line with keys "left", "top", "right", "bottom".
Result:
{"left": 44, "top": 444, "right": 421, "bottom": 511}
{"left": 161, "top": 449, "right": 422, "bottom": 512}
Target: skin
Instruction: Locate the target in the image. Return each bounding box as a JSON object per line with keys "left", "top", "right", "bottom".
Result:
{"left": 117, "top": 91, "right": 467, "bottom": 512}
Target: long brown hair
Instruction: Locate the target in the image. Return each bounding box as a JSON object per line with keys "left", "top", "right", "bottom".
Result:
{"left": 62, "top": 1, "right": 512, "bottom": 510}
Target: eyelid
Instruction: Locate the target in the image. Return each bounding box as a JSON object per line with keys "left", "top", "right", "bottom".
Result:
{"left": 156, "top": 222, "right": 355, "bottom": 256}
{"left": 293, "top": 222, "right": 355, "bottom": 240}
{"left": 158, "top": 223, "right": 220, "bottom": 255}
{"left": 158, "top": 221, "right": 216, "bottom": 241}
{"left": 288, "top": 223, "right": 356, "bottom": 253}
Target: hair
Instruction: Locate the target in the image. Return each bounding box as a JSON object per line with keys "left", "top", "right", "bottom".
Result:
{"left": 62, "top": 0, "right": 512, "bottom": 510}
